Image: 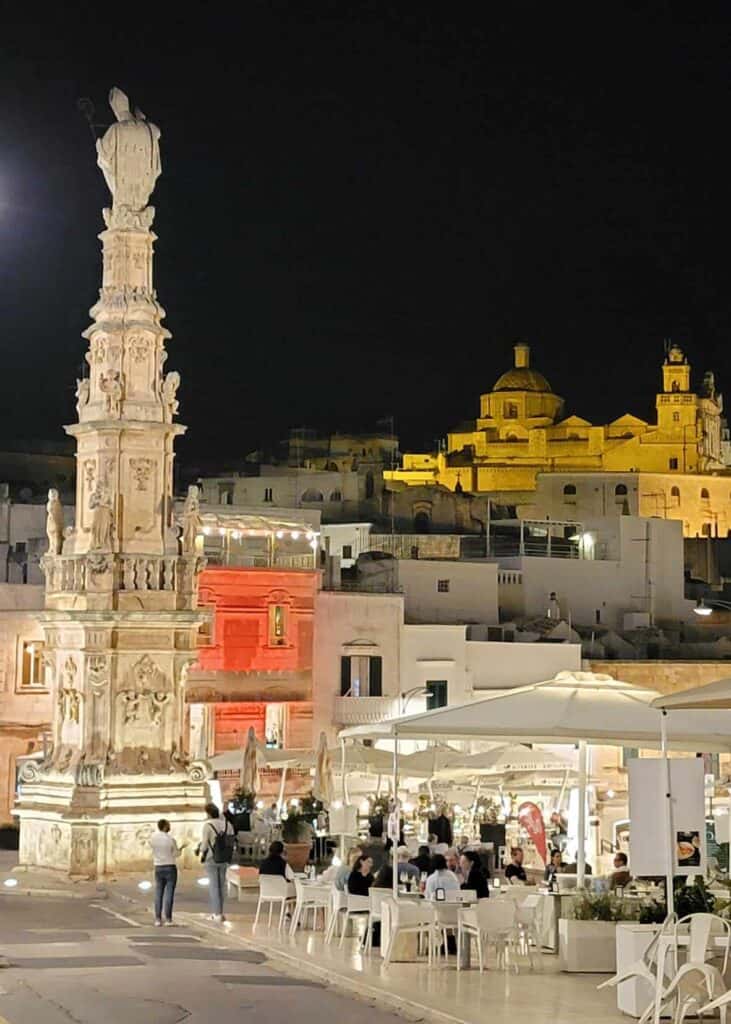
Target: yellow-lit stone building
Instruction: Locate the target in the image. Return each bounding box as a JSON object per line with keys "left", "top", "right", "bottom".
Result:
{"left": 386, "top": 343, "right": 728, "bottom": 534}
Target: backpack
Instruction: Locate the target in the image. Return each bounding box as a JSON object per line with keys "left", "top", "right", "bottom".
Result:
{"left": 209, "top": 821, "right": 236, "bottom": 864}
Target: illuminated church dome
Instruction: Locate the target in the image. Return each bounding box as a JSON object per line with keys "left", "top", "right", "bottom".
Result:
{"left": 493, "top": 343, "right": 553, "bottom": 393}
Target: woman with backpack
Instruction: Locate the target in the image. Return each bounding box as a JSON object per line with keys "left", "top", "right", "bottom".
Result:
{"left": 197, "top": 802, "right": 235, "bottom": 922}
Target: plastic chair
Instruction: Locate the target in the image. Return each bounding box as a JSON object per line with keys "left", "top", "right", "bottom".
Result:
{"left": 597, "top": 913, "right": 677, "bottom": 1024}
{"left": 458, "top": 898, "right": 517, "bottom": 973}
{"left": 515, "top": 893, "right": 543, "bottom": 968}
{"left": 363, "top": 888, "right": 390, "bottom": 954}
{"left": 433, "top": 902, "right": 460, "bottom": 960}
{"left": 324, "top": 887, "right": 348, "bottom": 944}
{"left": 253, "top": 874, "right": 295, "bottom": 932}
{"left": 289, "top": 878, "right": 330, "bottom": 936}
{"left": 660, "top": 913, "right": 730, "bottom": 1024}
{"left": 382, "top": 897, "right": 436, "bottom": 967}
{"left": 339, "top": 893, "right": 370, "bottom": 948}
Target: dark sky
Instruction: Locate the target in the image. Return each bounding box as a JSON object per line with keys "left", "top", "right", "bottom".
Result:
{"left": 3, "top": 5, "right": 731, "bottom": 467}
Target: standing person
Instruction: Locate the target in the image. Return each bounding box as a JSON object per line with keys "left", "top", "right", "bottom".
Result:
{"left": 460, "top": 850, "right": 490, "bottom": 899}
{"left": 149, "top": 819, "right": 183, "bottom": 926}
{"left": 197, "top": 802, "right": 235, "bottom": 922}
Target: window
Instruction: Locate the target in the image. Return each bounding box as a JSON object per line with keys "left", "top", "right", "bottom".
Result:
{"left": 563, "top": 484, "right": 576, "bottom": 496}
{"left": 340, "top": 655, "right": 382, "bottom": 697}
{"left": 671, "top": 485, "right": 680, "bottom": 506}
{"left": 342, "top": 544, "right": 353, "bottom": 559}
{"left": 268, "top": 605, "right": 287, "bottom": 646}
{"left": 410, "top": 545, "right": 419, "bottom": 559}
{"left": 701, "top": 488, "right": 710, "bottom": 500}
{"left": 218, "top": 485, "right": 233, "bottom": 505}
{"left": 669, "top": 458, "right": 678, "bottom": 471}
{"left": 702, "top": 523, "right": 713, "bottom": 537}
{"left": 673, "top": 412, "right": 680, "bottom": 422}
{"left": 615, "top": 484, "right": 627, "bottom": 496}
{"left": 426, "top": 681, "right": 448, "bottom": 710}
{"left": 329, "top": 490, "right": 342, "bottom": 502}
{"left": 263, "top": 487, "right": 273, "bottom": 502}
{"left": 20, "top": 641, "right": 44, "bottom": 689}
{"left": 437, "top": 579, "right": 450, "bottom": 593}
{"left": 301, "top": 489, "right": 324, "bottom": 502}
{"left": 503, "top": 402, "right": 518, "bottom": 419}
{"left": 413, "top": 511, "right": 431, "bottom": 533}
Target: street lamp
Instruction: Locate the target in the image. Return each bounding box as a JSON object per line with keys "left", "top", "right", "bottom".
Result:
{"left": 400, "top": 686, "right": 432, "bottom": 715}
{"left": 693, "top": 598, "right": 731, "bottom": 617}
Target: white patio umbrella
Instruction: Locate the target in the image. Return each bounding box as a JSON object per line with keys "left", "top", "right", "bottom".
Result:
{"left": 240, "top": 726, "right": 260, "bottom": 794}
{"left": 442, "top": 743, "right": 572, "bottom": 778}
{"left": 313, "top": 731, "right": 334, "bottom": 808}
{"left": 399, "top": 743, "right": 467, "bottom": 777}
{"left": 341, "top": 671, "right": 731, "bottom": 893}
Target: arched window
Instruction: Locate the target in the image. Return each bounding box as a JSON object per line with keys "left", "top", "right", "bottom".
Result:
{"left": 701, "top": 488, "right": 710, "bottom": 500}
{"left": 301, "top": 488, "right": 324, "bottom": 502}
{"left": 413, "top": 511, "right": 431, "bottom": 533}
{"left": 329, "top": 490, "right": 342, "bottom": 502}
{"left": 615, "top": 484, "right": 628, "bottom": 496}
{"left": 671, "top": 486, "right": 680, "bottom": 505}
{"left": 563, "top": 484, "right": 576, "bottom": 496}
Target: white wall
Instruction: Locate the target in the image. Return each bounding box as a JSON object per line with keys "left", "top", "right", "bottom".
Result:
{"left": 400, "top": 624, "right": 471, "bottom": 710}
{"left": 312, "top": 591, "right": 403, "bottom": 742}
{"left": 321, "top": 523, "right": 372, "bottom": 568}
{"left": 399, "top": 559, "right": 499, "bottom": 625}
{"left": 467, "top": 640, "right": 581, "bottom": 691}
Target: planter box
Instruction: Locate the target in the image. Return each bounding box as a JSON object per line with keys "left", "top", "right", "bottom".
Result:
{"left": 284, "top": 842, "right": 311, "bottom": 872}
{"left": 559, "top": 918, "right": 617, "bottom": 973}
{"left": 615, "top": 923, "right": 665, "bottom": 1018}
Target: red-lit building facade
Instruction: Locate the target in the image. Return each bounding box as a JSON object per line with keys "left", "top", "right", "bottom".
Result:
{"left": 186, "top": 566, "right": 320, "bottom": 759}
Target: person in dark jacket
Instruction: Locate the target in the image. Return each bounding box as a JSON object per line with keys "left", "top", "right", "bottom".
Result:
{"left": 460, "top": 850, "right": 490, "bottom": 899}
{"left": 410, "top": 845, "right": 432, "bottom": 875}
{"left": 258, "top": 840, "right": 294, "bottom": 880}
{"left": 347, "top": 855, "right": 374, "bottom": 896}
{"left": 428, "top": 807, "right": 453, "bottom": 847}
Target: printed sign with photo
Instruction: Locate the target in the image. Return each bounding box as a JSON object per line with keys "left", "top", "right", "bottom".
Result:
{"left": 676, "top": 830, "right": 702, "bottom": 868}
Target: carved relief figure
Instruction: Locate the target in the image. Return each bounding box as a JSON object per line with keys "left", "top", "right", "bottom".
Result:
{"left": 89, "top": 487, "right": 114, "bottom": 550}
{"left": 130, "top": 457, "right": 153, "bottom": 491}
{"left": 181, "top": 485, "right": 202, "bottom": 555}
{"left": 75, "top": 378, "right": 90, "bottom": 415}
{"left": 46, "top": 489, "right": 64, "bottom": 555}
{"left": 96, "top": 87, "right": 162, "bottom": 212}
{"left": 161, "top": 371, "right": 180, "bottom": 419}
{"left": 99, "top": 370, "right": 123, "bottom": 417}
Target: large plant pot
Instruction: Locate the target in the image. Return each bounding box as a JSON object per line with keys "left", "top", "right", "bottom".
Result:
{"left": 284, "top": 843, "right": 311, "bottom": 872}
{"left": 559, "top": 918, "right": 617, "bottom": 973}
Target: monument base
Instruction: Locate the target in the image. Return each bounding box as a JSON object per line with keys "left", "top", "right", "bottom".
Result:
{"left": 17, "top": 772, "right": 208, "bottom": 877}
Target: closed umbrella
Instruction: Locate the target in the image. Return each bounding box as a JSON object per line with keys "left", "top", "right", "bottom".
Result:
{"left": 240, "top": 726, "right": 260, "bottom": 794}
{"left": 313, "top": 731, "right": 334, "bottom": 807}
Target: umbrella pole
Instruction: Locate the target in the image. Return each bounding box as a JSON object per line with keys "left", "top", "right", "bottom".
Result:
{"left": 277, "top": 766, "right": 288, "bottom": 813}
{"left": 577, "top": 741, "right": 587, "bottom": 888}
{"left": 661, "top": 712, "right": 674, "bottom": 916}
{"left": 339, "top": 740, "right": 347, "bottom": 860}
{"left": 471, "top": 778, "right": 482, "bottom": 835}
{"left": 392, "top": 730, "right": 400, "bottom": 903}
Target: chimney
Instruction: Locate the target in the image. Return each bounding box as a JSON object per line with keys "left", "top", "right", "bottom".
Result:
{"left": 514, "top": 343, "right": 530, "bottom": 368}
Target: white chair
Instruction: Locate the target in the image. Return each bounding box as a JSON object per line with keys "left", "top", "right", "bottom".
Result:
{"left": 253, "top": 874, "right": 295, "bottom": 932}
{"left": 658, "top": 913, "right": 730, "bottom": 1024}
{"left": 339, "top": 893, "right": 370, "bottom": 948}
{"left": 515, "top": 894, "right": 543, "bottom": 968}
{"left": 382, "top": 897, "right": 436, "bottom": 967}
{"left": 363, "top": 888, "right": 390, "bottom": 954}
{"left": 597, "top": 913, "right": 677, "bottom": 1024}
{"left": 458, "top": 899, "right": 517, "bottom": 973}
{"left": 324, "top": 887, "right": 348, "bottom": 944}
{"left": 289, "top": 879, "right": 330, "bottom": 936}
{"left": 433, "top": 902, "right": 460, "bottom": 960}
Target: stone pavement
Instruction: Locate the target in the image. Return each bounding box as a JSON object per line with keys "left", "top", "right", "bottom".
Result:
{"left": 0, "top": 852, "right": 627, "bottom": 1024}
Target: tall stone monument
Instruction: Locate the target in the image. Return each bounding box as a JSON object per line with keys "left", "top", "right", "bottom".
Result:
{"left": 17, "top": 88, "right": 208, "bottom": 876}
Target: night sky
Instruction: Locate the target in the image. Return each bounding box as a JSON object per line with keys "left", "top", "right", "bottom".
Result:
{"left": 3, "top": 7, "right": 731, "bottom": 468}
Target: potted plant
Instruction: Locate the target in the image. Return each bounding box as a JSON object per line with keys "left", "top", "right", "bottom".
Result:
{"left": 281, "top": 809, "right": 313, "bottom": 872}
{"left": 559, "top": 892, "right": 629, "bottom": 973}
{"left": 229, "top": 788, "right": 255, "bottom": 834}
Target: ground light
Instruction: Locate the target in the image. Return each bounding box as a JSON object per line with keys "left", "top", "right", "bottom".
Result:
{"left": 137, "top": 879, "right": 152, "bottom": 891}
{"left": 196, "top": 876, "right": 209, "bottom": 887}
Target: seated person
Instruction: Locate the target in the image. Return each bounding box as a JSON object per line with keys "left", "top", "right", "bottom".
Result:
{"left": 424, "top": 853, "right": 460, "bottom": 899}
{"left": 460, "top": 849, "right": 489, "bottom": 899}
{"left": 347, "top": 855, "right": 374, "bottom": 896}
{"left": 609, "top": 851, "right": 631, "bottom": 890}
{"left": 396, "top": 846, "right": 420, "bottom": 883}
{"left": 330, "top": 846, "right": 361, "bottom": 891}
{"left": 544, "top": 848, "right": 564, "bottom": 884}
{"left": 258, "top": 840, "right": 295, "bottom": 890}
{"left": 446, "top": 848, "right": 464, "bottom": 883}
{"left": 410, "top": 844, "right": 433, "bottom": 875}
{"left": 373, "top": 863, "right": 393, "bottom": 889}
{"left": 504, "top": 847, "right": 528, "bottom": 884}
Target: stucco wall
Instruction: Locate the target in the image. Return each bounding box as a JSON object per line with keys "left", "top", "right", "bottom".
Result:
{"left": 399, "top": 559, "right": 499, "bottom": 625}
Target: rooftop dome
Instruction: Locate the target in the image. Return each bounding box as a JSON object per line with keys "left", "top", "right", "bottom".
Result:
{"left": 493, "top": 343, "right": 553, "bottom": 393}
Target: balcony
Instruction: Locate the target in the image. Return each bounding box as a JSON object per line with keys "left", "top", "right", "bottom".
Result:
{"left": 334, "top": 695, "right": 398, "bottom": 725}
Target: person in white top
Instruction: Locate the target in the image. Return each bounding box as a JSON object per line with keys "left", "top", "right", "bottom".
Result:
{"left": 424, "top": 853, "right": 460, "bottom": 899}
{"left": 149, "top": 819, "right": 183, "bottom": 926}
{"left": 197, "top": 802, "right": 235, "bottom": 922}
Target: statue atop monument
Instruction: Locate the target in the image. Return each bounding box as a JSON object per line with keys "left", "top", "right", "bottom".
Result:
{"left": 96, "top": 87, "right": 161, "bottom": 212}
